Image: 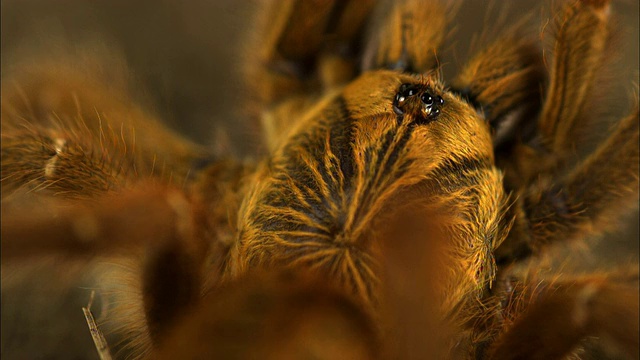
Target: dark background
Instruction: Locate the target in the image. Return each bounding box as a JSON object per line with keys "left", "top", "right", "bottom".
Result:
{"left": 2, "top": 1, "right": 638, "bottom": 358}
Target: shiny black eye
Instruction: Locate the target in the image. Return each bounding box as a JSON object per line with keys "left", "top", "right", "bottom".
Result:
{"left": 399, "top": 84, "right": 418, "bottom": 97}
{"left": 421, "top": 93, "right": 433, "bottom": 106}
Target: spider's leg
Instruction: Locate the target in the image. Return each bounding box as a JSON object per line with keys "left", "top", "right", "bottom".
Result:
{"left": 487, "top": 273, "right": 639, "bottom": 360}
{"left": 1, "top": 123, "right": 127, "bottom": 200}
{"left": 250, "top": 0, "right": 374, "bottom": 151}
{"left": 450, "top": 23, "right": 544, "bottom": 151}
{"left": 1, "top": 57, "right": 211, "bottom": 201}
{"left": 453, "top": 0, "right": 613, "bottom": 189}
{"left": 504, "top": 0, "right": 613, "bottom": 186}
{"left": 537, "top": 0, "right": 612, "bottom": 160}
{"left": 0, "top": 57, "right": 246, "bottom": 356}
{"left": 377, "top": 208, "right": 463, "bottom": 359}
{"left": 492, "top": 0, "right": 639, "bottom": 263}
{"left": 524, "top": 106, "right": 639, "bottom": 251}
{"left": 1, "top": 185, "right": 210, "bottom": 353}
{"left": 362, "top": 0, "right": 455, "bottom": 74}
{"left": 154, "top": 271, "right": 378, "bottom": 359}
{"left": 1, "top": 186, "right": 201, "bottom": 259}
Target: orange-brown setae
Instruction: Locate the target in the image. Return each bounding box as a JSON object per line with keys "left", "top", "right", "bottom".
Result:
{"left": 1, "top": 0, "right": 638, "bottom": 359}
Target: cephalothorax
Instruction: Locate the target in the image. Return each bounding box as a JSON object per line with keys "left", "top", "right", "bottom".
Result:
{"left": 2, "top": 0, "right": 638, "bottom": 359}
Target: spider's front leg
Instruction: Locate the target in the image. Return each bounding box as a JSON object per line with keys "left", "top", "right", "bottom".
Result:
{"left": 451, "top": 18, "right": 545, "bottom": 153}
{"left": 250, "top": 0, "right": 375, "bottom": 150}
{"left": 363, "top": 0, "right": 455, "bottom": 73}
{"left": 153, "top": 270, "right": 379, "bottom": 360}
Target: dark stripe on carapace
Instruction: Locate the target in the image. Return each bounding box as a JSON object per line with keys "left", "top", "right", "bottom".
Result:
{"left": 256, "top": 96, "right": 356, "bottom": 237}
{"left": 372, "top": 130, "right": 396, "bottom": 179}
{"left": 432, "top": 156, "right": 492, "bottom": 185}
{"left": 357, "top": 124, "right": 414, "bottom": 219}
{"left": 329, "top": 96, "right": 356, "bottom": 186}
{"left": 382, "top": 126, "right": 413, "bottom": 178}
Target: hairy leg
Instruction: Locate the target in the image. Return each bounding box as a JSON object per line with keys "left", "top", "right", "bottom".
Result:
{"left": 362, "top": 0, "right": 456, "bottom": 74}
{"left": 1, "top": 54, "right": 210, "bottom": 201}
{"left": 451, "top": 21, "right": 544, "bottom": 152}
{"left": 525, "top": 106, "right": 639, "bottom": 250}
{"left": 248, "top": 0, "right": 374, "bottom": 150}
{"left": 488, "top": 272, "right": 639, "bottom": 360}
{"left": 492, "top": 0, "right": 638, "bottom": 263}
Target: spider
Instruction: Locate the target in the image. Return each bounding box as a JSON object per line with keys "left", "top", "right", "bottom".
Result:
{"left": 1, "top": 0, "right": 638, "bottom": 359}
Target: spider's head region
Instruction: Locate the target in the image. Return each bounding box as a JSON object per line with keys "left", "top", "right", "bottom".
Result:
{"left": 234, "top": 70, "right": 508, "bottom": 307}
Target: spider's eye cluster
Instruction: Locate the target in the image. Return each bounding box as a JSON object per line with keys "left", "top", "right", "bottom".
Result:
{"left": 393, "top": 83, "right": 444, "bottom": 124}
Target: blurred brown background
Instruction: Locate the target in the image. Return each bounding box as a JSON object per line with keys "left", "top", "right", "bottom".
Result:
{"left": 1, "top": 0, "right": 638, "bottom": 359}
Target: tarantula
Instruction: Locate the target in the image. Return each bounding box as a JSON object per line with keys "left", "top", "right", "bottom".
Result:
{"left": 2, "top": 0, "right": 638, "bottom": 359}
